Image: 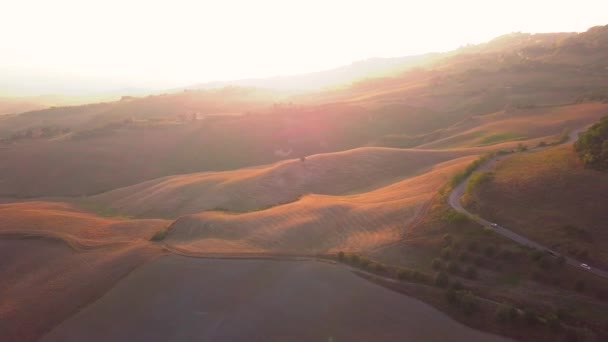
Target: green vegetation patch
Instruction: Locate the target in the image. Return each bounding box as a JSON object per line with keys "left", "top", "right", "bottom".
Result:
{"left": 498, "top": 273, "right": 521, "bottom": 287}
{"left": 465, "top": 171, "right": 493, "bottom": 194}
{"left": 574, "top": 115, "right": 608, "bottom": 170}
{"left": 150, "top": 228, "right": 169, "bottom": 241}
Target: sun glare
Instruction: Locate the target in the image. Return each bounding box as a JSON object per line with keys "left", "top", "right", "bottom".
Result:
{"left": 1, "top": 0, "right": 607, "bottom": 92}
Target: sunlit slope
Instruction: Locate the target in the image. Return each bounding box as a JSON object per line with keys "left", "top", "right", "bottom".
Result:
{"left": 416, "top": 103, "right": 608, "bottom": 149}
{"left": 0, "top": 87, "right": 281, "bottom": 135}
{"left": 0, "top": 201, "right": 169, "bottom": 245}
{"left": 91, "top": 147, "right": 474, "bottom": 218}
{"left": 163, "top": 156, "right": 475, "bottom": 254}
{"left": 467, "top": 144, "right": 608, "bottom": 268}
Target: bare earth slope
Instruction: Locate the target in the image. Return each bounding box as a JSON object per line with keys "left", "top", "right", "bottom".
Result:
{"left": 0, "top": 239, "right": 163, "bottom": 342}
{"left": 163, "top": 157, "right": 474, "bottom": 254}
{"left": 91, "top": 147, "right": 473, "bottom": 218}
{"left": 43, "top": 256, "right": 510, "bottom": 342}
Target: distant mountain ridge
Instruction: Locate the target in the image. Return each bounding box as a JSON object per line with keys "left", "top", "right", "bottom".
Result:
{"left": 184, "top": 54, "right": 439, "bottom": 91}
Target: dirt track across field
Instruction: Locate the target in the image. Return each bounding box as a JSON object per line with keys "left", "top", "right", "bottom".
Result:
{"left": 43, "top": 255, "right": 510, "bottom": 342}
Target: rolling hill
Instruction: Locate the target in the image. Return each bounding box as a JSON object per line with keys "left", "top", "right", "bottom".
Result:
{"left": 89, "top": 147, "right": 475, "bottom": 218}
{"left": 162, "top": 156, "right": 474, "bottom": 254}
{"left": 465, "top": 144, "right": 608, "bottom": 269}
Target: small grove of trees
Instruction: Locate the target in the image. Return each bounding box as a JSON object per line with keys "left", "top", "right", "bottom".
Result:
{"left": 450, "top": 152, "right": 497, "bottom": 188}
{"left": 336, "top": 252, "right": 429, "bottom": 283}
{"left": 445, "top": 288, "right": 479, "bottom": 315}
{"left": 574, "top": 115, "right": 608, "bottom": 170}
{"left": 495, "top": 303, "right": 518, "bottom": 323}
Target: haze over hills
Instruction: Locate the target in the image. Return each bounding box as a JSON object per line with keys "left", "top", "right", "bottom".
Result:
{"left": 2, "top": 23, "right": 608, "bottom": 342}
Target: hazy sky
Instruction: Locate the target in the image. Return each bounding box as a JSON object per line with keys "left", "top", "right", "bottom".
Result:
{"left": 1, "top": 0, "right": 607, "bottom": 94}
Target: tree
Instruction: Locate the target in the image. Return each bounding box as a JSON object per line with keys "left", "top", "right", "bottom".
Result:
{"left": 496, "top": 303, "right": 517, "bottom": 323}
{"left": 447, "top": 261, "right": 461, "bottom": 274}
{"left": 435, "top": 271, "right": 450, "bottom": 288}
{"left": 443, "top": 234, "right": 453, "bottom": 246}
{"left": 516, "top": 143, "right": 528, "bottom": 152}
{"left": 484, "top": 245, "right": 496, "bottom": 257}
{"left": 432, "top": 258, "right": 442, "bottom": 270}
{"left": 465, "top": 265, "right": 478, "bottom": 279}
{"left": 574, "top": 115, "right": 608, "bottom": 170}
{"left": 460, "top": 291, "right": 478, "bottom": 315}
{"left": 523, "top": 308, "right": 538, "bottom": 325}
{"left": 441, "top": 247, "right": 452, "bottom": 260}
{"left": 337, "top": 251, "right": 345, "bottom": 261}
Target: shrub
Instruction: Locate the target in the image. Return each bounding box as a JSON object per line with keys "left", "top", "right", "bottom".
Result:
{"left": 444, "top": 210, "right": 469, "bottom": 225}
{"left": 530, "top": 250, "right": 544, "bottom": 261}
{"left": 450, "top": 280, "right": 464, "bottom": 291}
{"left": 474, "top": 255, "right": 485, "bottom": 267}
{"left": 516, "top": 143, "right": 528, "bottom": 152}
{"left": 337, "top": 251, "right": 345, "bottom": 261}
{"left": 435, "top": 271, "right": 450, "bottom": 288}
{"left": 496, "top": 303, "right": 518, "bottom": 323}
{"left": 465, "top": 171, "right": 493, "bottom": 194}
{"left": 458, "top": 251, "right": 469, "bottom": 262}
{"left": 484, "top": 245, "right": 496, "bottom": 257}
{"left": 445, "top": 287, "right": 458, "bottom": 304}
{"left": 537, "top": 141, "right": 547, "bottom": 147}
{"left": 397, "top": 269, "right": 411, "bottom": 281}
{"left": 546, "top": 314, "right": 561, "bottom": 331}
{"left": 359, "top": 257, "right": 370, "bottom": 269}
{"left": 443, "top": 234, "right": 453, "bottom": 246}
{"left": 538, "top": 256, "right": 553, "bottom": 270}
{"left": 499, "top": 249, "right": 513, "bottom": 260}
{"left": 350, "top": 254, "right": 361, "bottom": 265}
{"left": 467, "top": 241, "right": 478, "bottom": 252}
{"left": 150, "top": 228, "right": 169, "bottom": 241}
{"left": 523, "top": 308, "right": 538, "bottom": 325}
{"left": 574, "top": 115, "right": 608, "bottom": 170}
{"left": 459, "top": 291, "right": 479, "bottom": 315}
{"left": 465, "top": 265, "right": 478, "bottom": 279}
{"left": 432, "top": 258, "right": 442, "bottom": 270}
{"left": 556, "top": 255, "right": 566, "bottom": 267}
{"left": 441, "top": 247, "right": 452, "bottom": 260}
{"left": 447, "top": 261, "right": 461, "bottom": 274}
{"left": 373, "top": 263, "right": 386, "bottom": 273}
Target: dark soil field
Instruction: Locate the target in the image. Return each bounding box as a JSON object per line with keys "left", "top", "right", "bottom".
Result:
{"left": 43, "top": 256, "right": 510, "bottom": 342}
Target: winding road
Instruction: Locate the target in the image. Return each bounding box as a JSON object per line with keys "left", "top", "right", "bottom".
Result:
{"left": 448, "top": 129, "right": 608, "bottom": 280}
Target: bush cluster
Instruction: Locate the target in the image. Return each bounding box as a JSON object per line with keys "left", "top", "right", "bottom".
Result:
{"left": 574, "top": 115, "right": 608, "bottom": 170}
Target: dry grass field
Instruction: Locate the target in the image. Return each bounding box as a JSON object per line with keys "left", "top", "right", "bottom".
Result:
{"left": 0, "top": 201, "right": 169, "bottom": 244}
{"left": 467, "top": 144, "right": 608, "bottom": 268}
{"left": 90, "top": 147, "right": 474, "bottom": 218}
{"left": 163, "top": 156, "right": 475, "bottom": 254}
{"left": 417, "top": 103, "right": 608, "bottom": 149}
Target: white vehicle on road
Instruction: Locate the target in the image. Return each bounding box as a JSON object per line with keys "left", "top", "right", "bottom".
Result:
{"left": 490, "top": 223, "right": 499, "bottom": 228}
{"left": 580, "top": 263, "right": 591, "bottom": 270}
